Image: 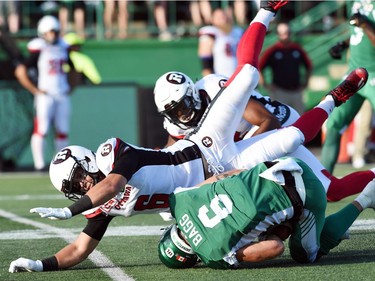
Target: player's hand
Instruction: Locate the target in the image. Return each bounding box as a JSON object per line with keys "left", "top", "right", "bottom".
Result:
{"left": 33, "top": 89, "right": 47, "bottom": 95}
{"left": 329, "top": 41, "right": 349, "bottom": 60}
{"left": 9, "top": 258, "right": 43, "bottom": 273}
{"left": 350, "top": 12, "right": 368, "bottom": 27}
{"left": 30, "top": 207, "right": 72, "bottom": 220}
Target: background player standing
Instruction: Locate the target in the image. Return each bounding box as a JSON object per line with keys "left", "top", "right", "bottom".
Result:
{"left": 15, "top": 15, "right": 72, "bottom": 171}
{"left": 321, "top": 0, "right": 375, "bottom": 173}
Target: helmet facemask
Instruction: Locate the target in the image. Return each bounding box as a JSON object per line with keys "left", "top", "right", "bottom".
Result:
{"left": 61, "top": 156, "right": 104, "bottom": 201}
{"left": 161, "top": 87, "right": 203, "bottom": 130}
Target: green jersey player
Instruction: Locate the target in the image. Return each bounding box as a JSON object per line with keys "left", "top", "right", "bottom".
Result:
{"left": 158, "top": 157, "right": 375, "bottom": 269}
{"left": 322, "top": 0, "right": 375, "bottom": 173}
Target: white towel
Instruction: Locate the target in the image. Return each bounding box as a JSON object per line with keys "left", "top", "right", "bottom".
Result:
{"left": 259, "top": 158, "right": 303, "bottom": 185}
{"left": 259, "top": 158, "right": 306, "bottom": 204}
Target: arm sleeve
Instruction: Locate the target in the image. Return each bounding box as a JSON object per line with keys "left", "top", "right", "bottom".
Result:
{"left": 83, "top": 213, "right": 114, "bottom": 241}
{"left": 22, "top": 52, "right": 39, "bottom": 68}
{"left": 200, "top": 56, "right": 214, "bottom": 72}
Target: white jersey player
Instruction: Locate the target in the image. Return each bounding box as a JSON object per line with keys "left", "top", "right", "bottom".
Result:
{"left": 15, "top": 15, "right": 71, "bottom": 171}
{"left": 159, "top": 73, "right": 300, "bottom": 142}
{"left": 198, "top": 8, "right": 244, "bottom": 77}
{"left": 29, "top": 3, "right": 371, "bottom": 224}
{"left": 9, "top": 1, "right": 374, "bottom": 273}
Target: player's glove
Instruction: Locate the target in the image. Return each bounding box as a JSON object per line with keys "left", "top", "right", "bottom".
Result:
{"left": 30, "top": 207, "right": 72, "bottom": 220}
{"left": 329, "top": 41, "right": 349, "bottom": 60}
{"left": 350, "top": 12, "right": 369, "bottom": 27}
{"left": 9, "top": 258, "right": 43, "bottom": 273}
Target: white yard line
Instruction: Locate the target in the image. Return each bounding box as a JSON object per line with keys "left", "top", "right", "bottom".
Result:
{"left": 0, "top": 209, "right": 135, "bottom": 281}
{"left": 0, "top": 225, "right": 165, "bottom": 240}
{"left": 0, "top": 195, "right": 64, "bottom": 201}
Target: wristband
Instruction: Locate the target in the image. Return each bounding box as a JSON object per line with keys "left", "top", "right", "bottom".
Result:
{"left": 41, "top": 256, "right": 58, "bottom": 271}
{"left": 68, "top": 195, "right": 93, "bottom": 216}
{"left": 200, "top": 56, "right": 214, "bottom": 72}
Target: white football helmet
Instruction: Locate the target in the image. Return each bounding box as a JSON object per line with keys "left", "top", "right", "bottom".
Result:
{"left": 195, "top": 74, "right": 228, "bottom": 101}
{"left": 154, "top": 71, "right": 203, "bottom": 129}
{"left": 49, "top": 145, "right": 105, "bottom": 201}
{"left": 37, "top": 15, "right": 60, "bottom": 37}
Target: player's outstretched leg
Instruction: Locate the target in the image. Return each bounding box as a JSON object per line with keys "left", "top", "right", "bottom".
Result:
{"left": 318, "top": 179, "right": 375, "bottom": 259}
{"left": 328, "top": 67, "right": 368, "bottom": 106}
{"left": 291, "top": 67, "right": 368, "bottom": 143}
{"left": 354, "top": 178, "right": 375, "bottom": 210}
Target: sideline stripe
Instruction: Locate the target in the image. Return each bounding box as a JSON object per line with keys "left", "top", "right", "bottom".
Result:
{"left": 0, "top": 209, "right": 134, "bottom": 281}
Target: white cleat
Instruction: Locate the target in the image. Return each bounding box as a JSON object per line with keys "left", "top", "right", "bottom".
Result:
{"left": 159, "top": 212, "right": 174, "bottom": 222}
{"left": 356, "top": 179, "right": 375, "bottom": 210}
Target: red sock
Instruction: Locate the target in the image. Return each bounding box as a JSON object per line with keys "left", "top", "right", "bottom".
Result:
{"left": 236, "top": 22, "right": 266, "bottom": 68}
{"left": 291, "top": 107, "right": 328, "bottom": 143}
{"left": 324, "top": 169, "right": 375, "bottom": 202}
{"left": 226, "top": 22, "right": 266, "bottom": 86}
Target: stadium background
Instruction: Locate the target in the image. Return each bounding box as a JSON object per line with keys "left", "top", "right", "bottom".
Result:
{"left": 0, "top": 1, "right": 351, "bottom": 170}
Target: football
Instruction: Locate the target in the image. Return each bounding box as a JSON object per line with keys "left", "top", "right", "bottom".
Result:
{"left": 270, "top": 221, "right": 293, "bottom": 241}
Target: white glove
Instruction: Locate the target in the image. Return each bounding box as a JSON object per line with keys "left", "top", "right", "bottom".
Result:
{"left": 9, "top": 258, "right": 43, "bottom": 273}
{"left": 30, "top": 207, "right": 72, "bottom": 220}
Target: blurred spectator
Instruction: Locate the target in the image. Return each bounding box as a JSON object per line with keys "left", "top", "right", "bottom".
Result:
{"left": 151, "top": 1, "right": 173, "bottom": 41}
{"left": 58, "top": 1, "right": 86, "bottom": 38}
{"left": 352, "top": 100, "right": 372, "bottom": 168}
{"left": 189, "top": 0, "right": 212, "bottom": 28}
{"left": 103, "top": 0, "right": 128, "bottom": 39}
{"left": 227, "top": 0, "right": 247, "bottom": 26}
{"left": 0, "top": 1, "right": 19, "bottom": 34}
{"left": 198, "top": 7, "right": 243, "bottom": 77}
{"left": 259, "top": 22, "right": 312, "bottom": 115}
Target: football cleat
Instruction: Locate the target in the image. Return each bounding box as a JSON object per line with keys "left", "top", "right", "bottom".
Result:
{"left": 355, "top": 179, "right": 375, "bottom": 210}
{"left": 328, "top": 67, "right": 368, "bottom": 107}
{"left": 261, "top": 1, "right": 288, "bottom": 13}
{"left": 159, "top": 211, "right": 174, "bottom": 222}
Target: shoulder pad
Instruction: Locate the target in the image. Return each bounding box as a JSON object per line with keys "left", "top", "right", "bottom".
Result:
{"left": 96, "top": 138, "right": 118, "bottom": 175}
{"left": 195, "top": 74, "right": 228, "bottom": 100}
{"left": 27, "top": 38, "right": 46, "bottom": 52}
{"left": 199, "top": 26, "right": 218, "bottom": 37}
{"left": 57, "top": 38, "right": 70, "bottom": 49}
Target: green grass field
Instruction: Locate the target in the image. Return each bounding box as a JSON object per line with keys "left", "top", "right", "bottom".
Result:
{"left": 1, "top": 163, "right": 375, "bottom": 281}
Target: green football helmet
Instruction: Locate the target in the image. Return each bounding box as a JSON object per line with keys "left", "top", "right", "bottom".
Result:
{"left": 158, "top": 224, "right": 198, "bottom": 269}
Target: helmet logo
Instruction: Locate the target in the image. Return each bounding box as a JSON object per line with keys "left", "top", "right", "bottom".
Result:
{"left": 218, "top": 79, "right": 227, "bottom": 87}
{"left": 202, "top": 136, "right": 213, "bottom": 147}
{"left": 165, "top": 247, "right": 174, "bottom": 258}
{"left": 101, "top": 144, "right": 112, "bottom": 156}
{"left": 176, "top": 255, "right": 187, "bottom": 262}
{"left": 53, "top": 148, "right": 71, "bottom": 164}
{"left": 166, "top": 73, "right": 186, "bottom": 84}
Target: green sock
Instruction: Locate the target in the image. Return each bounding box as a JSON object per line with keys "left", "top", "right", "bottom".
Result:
{"left": 319, "top": 203, "right": 360, "bottom": 255}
